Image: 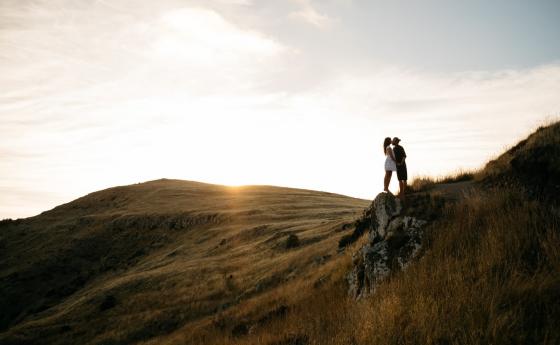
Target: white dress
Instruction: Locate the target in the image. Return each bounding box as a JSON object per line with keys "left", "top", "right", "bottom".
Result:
{"left": 384, "top": 147, "right": 397, "bottom": 171}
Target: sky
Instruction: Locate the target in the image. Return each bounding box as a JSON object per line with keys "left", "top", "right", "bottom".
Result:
{"left": 1, "top": 0, "right": 560, "bottom": 219}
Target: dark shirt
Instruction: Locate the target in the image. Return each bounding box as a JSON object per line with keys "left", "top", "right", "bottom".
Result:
{"left": 393, "top": 145, "right": 407, "bottom": 165}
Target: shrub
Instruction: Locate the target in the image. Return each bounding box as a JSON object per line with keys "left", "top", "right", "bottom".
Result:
{"left": 285, "top": 234, "right": 300, "bottom": 249}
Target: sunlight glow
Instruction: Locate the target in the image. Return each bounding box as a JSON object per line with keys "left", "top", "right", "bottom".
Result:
{"left": 0, "top": 1, "right": 558, "bottom": 218}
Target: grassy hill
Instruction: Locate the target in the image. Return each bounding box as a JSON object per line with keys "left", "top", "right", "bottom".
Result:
{"left": 1, "top": 121, "right": 559, "bottom": 345}
{"left": 481, "top": 120, "right": 560, "bottom": 202}
{"left": 0, "top": 180, "right": 368, "bottom": 344}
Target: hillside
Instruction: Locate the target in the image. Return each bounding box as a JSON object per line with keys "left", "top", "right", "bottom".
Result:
{"left": 0, "top": 180, "right": 368, "bottom": 344}
{"left": 481, "top": 120, "right": 560, "bottom": 202}
{"left": 1, "top": 122, "right": 559, "bottom": 345}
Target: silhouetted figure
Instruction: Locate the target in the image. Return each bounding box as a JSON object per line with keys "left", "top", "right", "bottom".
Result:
{"left": 383, "top": 137, "right": 396, "bottom": 192}
{"left": 392, "top": 137, "right": 407, "bottom": 198}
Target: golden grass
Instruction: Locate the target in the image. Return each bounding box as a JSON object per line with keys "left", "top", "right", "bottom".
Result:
{"left": 186, "top": 120, "right": 560, "bottom": 345}
{"left": 5, "top": 179, "right": 558, "bottom": 345}
{"left": 355, "top": 190, "right": 560, "bottom": 345}
{"left": 189, "top": 188, "right": 560, "bottom": 345}
{"left": 0, "top": 180, "right": 369, "bottom": 345}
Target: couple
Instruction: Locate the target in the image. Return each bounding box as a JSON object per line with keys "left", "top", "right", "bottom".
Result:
{"left": 383, "top": 137, "right": 407, "bottom": 197}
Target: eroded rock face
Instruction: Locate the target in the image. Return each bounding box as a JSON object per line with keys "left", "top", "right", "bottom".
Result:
{"left": 348, "top": 193, "right": 426, "bottom": 298}
{"left": 368, "top": 192, "right": 402, "bottom": 241}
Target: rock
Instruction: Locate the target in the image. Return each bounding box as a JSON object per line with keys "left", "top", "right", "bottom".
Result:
{"left": 368, "top": 192, "right": 402, "bottom": 241}
{"left": 348, "top": 192, "right": 426, "bottom": 298}
{"left": 338, "top": 192, "right": 402, "bottom": 250}
{"left": 109, "top": 212, "right": 223, "bottom": 231}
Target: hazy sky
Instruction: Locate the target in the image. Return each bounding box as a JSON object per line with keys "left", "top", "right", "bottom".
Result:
{"left": 1, "top": 0, "right": 560, "bottom": 218}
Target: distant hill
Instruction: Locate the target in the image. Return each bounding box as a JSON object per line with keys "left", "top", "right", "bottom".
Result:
{"left": 0, "top": 180, "right": 368, "bottom": 344}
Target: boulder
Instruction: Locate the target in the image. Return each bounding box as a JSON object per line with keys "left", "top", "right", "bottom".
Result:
{"left": 368, "top": 192, "right": 402, "bottom": 241}
{"left": 338, "top": 192, "right": 402, "bottom": 250}
{"left": 348, "top": 192, "right": 426, "bottom": 298}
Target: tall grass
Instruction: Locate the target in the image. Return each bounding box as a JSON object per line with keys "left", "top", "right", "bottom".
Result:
{"left": 410, "top": 170, "right": 476, "bottom": 193}
{"left": 202, "top": 188, "right": 560, "bottom": 345}
{"left": 356, "top": 189, "right": 560, "bottom": 345}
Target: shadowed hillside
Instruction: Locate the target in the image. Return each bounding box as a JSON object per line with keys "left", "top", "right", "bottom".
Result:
{"left": 481, "top": 120, "right": 560, "bottom": 202}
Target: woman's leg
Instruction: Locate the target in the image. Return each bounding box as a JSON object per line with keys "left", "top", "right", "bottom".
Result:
{"left": 384, "top": 171, "right": 392, "bottom": 192}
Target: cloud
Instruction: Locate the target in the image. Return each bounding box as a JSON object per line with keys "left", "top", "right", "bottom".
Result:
{"left": 0, "top": 186, "right": 63, "bottom": 219}
{"left": 289, "top": 0, "right": 333, "bottom": 29}
{"left": 155, "top": 7, "right": 283, "bottom": 64}
{"left": 0, "top": 1, "right": 288, "bottom": 138}
{"left": 214, "top": 0, "right": 252, "bottom": 4}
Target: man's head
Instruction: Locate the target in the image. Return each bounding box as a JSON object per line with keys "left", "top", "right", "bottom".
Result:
{"left": 392, "top": 137, "right": 401, "bottom": 145}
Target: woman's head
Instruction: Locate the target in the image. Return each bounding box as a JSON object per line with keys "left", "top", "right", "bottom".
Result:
{"left": 383, "top": 137, "right": 392, "bottom": 152}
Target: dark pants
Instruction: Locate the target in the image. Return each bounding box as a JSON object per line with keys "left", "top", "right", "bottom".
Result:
{"left": 397, "top": 164, "right": 408, "bottom": 181}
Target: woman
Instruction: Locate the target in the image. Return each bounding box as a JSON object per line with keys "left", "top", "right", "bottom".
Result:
{"left": 383, "top": 137, "right": 397, "bottom": 192}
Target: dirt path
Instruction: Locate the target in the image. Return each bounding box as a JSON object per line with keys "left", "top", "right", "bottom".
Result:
{"left": 428, "top": 180, "right": 478, "bottom": 201}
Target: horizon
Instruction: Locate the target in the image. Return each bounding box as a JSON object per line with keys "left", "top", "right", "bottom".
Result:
{"left": 1, "top": 0, "right": 560, "bottom": 219}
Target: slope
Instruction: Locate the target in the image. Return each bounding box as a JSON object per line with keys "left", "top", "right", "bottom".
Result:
{"left": 0, "top": 179, "right": 369, "bottom": 344}
{"left": 163, "top": 121, "right": 559, "bottom": 345}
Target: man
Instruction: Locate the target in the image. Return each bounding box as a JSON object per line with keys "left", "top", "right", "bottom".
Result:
{"left": 392, "top": 137, "right": 407, "bottom": 198}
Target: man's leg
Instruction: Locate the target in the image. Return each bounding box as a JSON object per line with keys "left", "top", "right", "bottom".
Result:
{"left": 398, "top": 180, "right": 406, "bottom": 198}
{"left": 397, "top": 166, "right": 408, "bottom": 198}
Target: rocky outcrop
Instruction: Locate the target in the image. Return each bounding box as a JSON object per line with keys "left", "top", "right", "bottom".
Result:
{"left": 109, "top": 212, "right": 223, "bottom": 231}
{"left": 348, "top": 193, "right": 427, "bottom": 298}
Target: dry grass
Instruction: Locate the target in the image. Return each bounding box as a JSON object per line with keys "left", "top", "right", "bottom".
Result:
{"left": 410, "top": 170, "right": 477, "bottom": 193}
{"left": 0, "top": 180, "right": 369, "bottom": 345}
{"left": 3, "top": 179, "right": 558, "bottom": 345}
{"left": 481, "top": 121, "right": 560, "bottom": 178}
{"left": 191, "top": 121, "right": 560, "bottom": 345}
{"left": 357, "top": 190, "right": 560, "bottom": 345}
{"left": 153, "top": 250, "right": 361, "bottom": 345}
{"left": 2, "top": 122, "right": 559, "bottom": 345}
{"left": 192, "top": 188, "right": 560, "bottom": 345}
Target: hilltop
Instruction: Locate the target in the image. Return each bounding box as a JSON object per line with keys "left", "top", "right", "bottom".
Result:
{"left": 1, "top": 121, "right": 559, "bottom": 345}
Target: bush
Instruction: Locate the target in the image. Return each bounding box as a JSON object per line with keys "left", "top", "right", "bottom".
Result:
{"left": 285, "top": 234, "right": 300, "bottom": 249}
